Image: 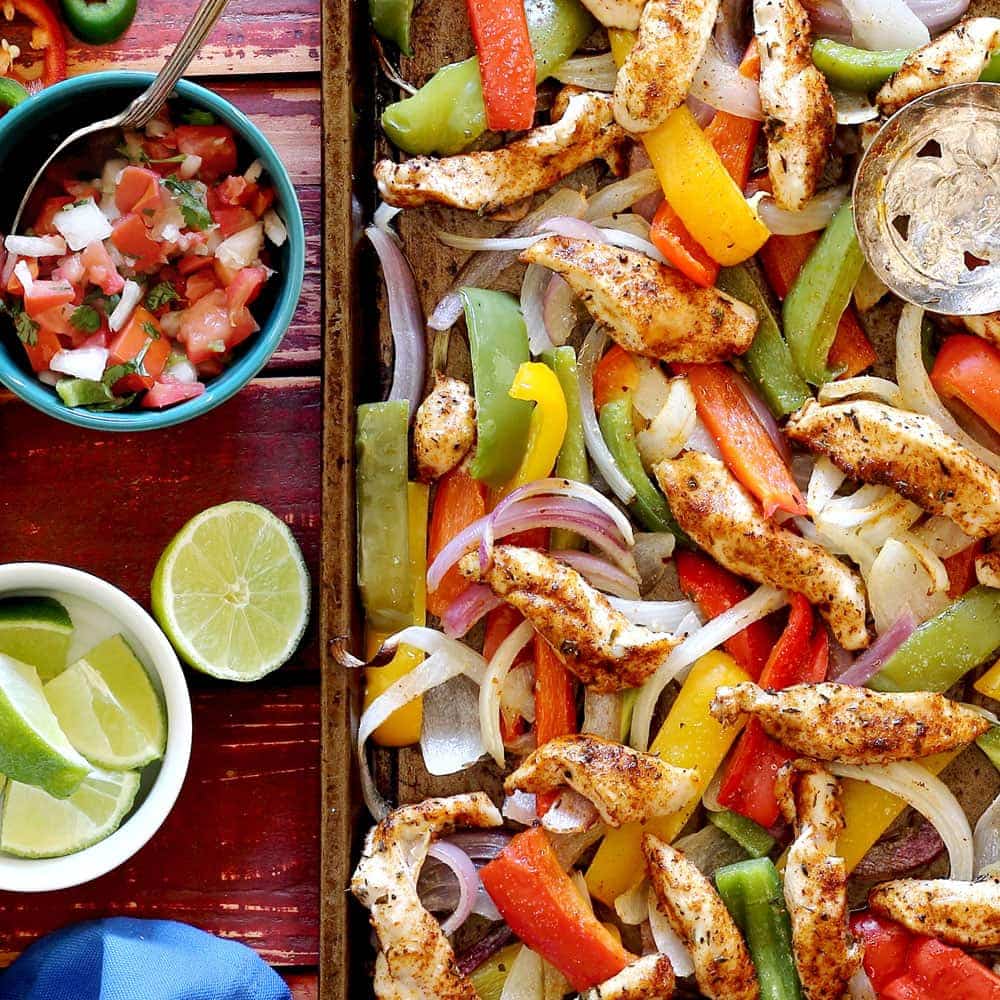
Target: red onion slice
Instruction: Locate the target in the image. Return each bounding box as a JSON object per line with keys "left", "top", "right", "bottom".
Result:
{"left": 427, "top": 841, "right": 481, "bottom": 936}
{"left": 365, "top": 225, "right": 426, "bottom": 419}
{"left": 835, "top": 609, "right": 917, "bottom": 686}
{"left": 502, "top": 789, "right": 538, "bottom": 826}
{"left": 904, "top": 0, "right": 970, "bottom": 31}
{"left": 689, "top": 41, "right": 762, "bottom": 120}
{"left": 802, "top": 0, "right": 853, "bottom": 38}
{"left": 441, "top": 584, "right": 503, "bottom": 638}
{"left": 457, "top": 925, "right": 517, "bottom": 978}
{"left": 551, "top": 550, "right": 642, "bottom": 599}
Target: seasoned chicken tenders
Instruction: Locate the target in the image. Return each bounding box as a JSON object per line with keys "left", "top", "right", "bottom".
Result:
{"left": 413, "top": 375, "right": 475, "bottom": 483}
{"left": 869, "top": 878, "right": 1000, "bottom": 947}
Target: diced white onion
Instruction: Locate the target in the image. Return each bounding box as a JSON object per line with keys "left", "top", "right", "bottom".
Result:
{"left": 50, "top": 346, "right": 109, "bottom": 381}
{"left": 179, "top": 154, "right": 202, "bottom": 180}
{"left": 145, "top": 115, "right": 171, "bottom": 138}
{"left": 13, "top": 259, "right": 34, "bottom": 295}
{"left": 215, "top": 221, "right": 264, "bottom": 271}
{"left": 4, "top": 234, "right": 66, "bottom": 258}
{"left": 552, "top": 52, "right": 617, "bottom": 91}
{"left": 585, "top": 170, "right": 661, "bottom": 222}
{"left": 52, "top": 201, "right": 113, "bottom": 252}
{"left": 818, "top": 376, "right": 903, "bottom": 407}
{"left": 243, "top": 158, "right": 264, "bottom": 183}
{"left": 109, "top": 279, "right": 143, "bottom": 333}
{"left": 757, "top": 186, "right": 849, "bottom": 236}
{"left": 37, "top": 370, "right": 61, "bottom": 386}
{"left": 480, "top": 621, "right": 534, "bottom": 767}
{"left": 164, "top": 359, "right": 199, "bottom": 385}
{"left": 101, "top": 158, "right": 128, "bottom": 195}
{"left": 848, "top": 968, "right": 878, "bottom": 1000}
{"left": 263, "top": 209, "right": 288, "bottom": 247}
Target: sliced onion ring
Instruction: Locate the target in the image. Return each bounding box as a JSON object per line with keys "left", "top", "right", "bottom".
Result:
{"left": 427, "top": 841, "right": 479, "bottom": 936}
{"left": 480, "top": 620, "right": 535, "bottom": 766}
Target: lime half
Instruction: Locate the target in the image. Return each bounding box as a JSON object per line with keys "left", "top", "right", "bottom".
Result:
{"left": 151, "top": 502, "right": 310, "bottom": 681}
{"left": 0, "top": 596, "right": 73, "bottom": 681}
{"left": 45, "top": 635, "right": 165, "bottom": 770}
{"left": 0, "top": 654, "right": 90, "bottom": 798}
{"left": 0, "top": 768, "right": 140, "bottom": 858}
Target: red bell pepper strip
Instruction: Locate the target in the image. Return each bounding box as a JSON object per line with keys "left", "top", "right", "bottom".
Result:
{"left": 931, "top": 334, "right": 1000, "bottom": 436}
{"left": 534, "top": 633, "right": 577, "bottom": 815}
{"left": 717, "top": 595, "right": 828, "bottom": 827}
{"left": 675, "top": 549, "right": 778, "bottom": 679}
{"left": 480, "top": 826, "right": 629, "bottom": 990}
{"left": 426, "top": 465, "right": 488, "bottom": 619}
{"left": 943, "top": 539, "right": 986, "bottom": 598}
{"left": 851, "top": 912, "right": 913, "bottom": 993}
{"left": 1, "top": 0, "right": 67, "bottom": 89}
{"left": 592, "top": 344, "right": 640, "bottom": 411}
{"left": 649, "top": 43, "right": 761, "bottom": 288}
{"left": 675, "top": 362, "right": 806, "bottom": 517}
{"left": 466, "top": 0, "right": 536, "bottom": 132}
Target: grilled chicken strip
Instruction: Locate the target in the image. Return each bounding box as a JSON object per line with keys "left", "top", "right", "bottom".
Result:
{"left": 644, "top": 835, "right": 760, "bottom": 1000}
{"left": 877, "top": 18, "right": 1000, "bottom": 116}
{"left": 960, "top": 312, "right": 1000, "bottom": 349}
{"left": 413, "top": 375, "right": 475, "bottom": 483}
{"left": 580, "top": 954, "right": 676, "bottom": 1000}
{"left": 710, "top": 682, "right": 991, "bottom": 763}
{"left": 776, "top": 762, "right": 861, "bottom": 1000}
{"left": 351, "top": 793, "right": 503, "bottom": 1000}
{"left": 786, "top": 398, "right": 1000, "bottom": 540}
{"left": 613, "top": 0, "right": 721, "bottom": 132}
{"left": 869, "top": 878, "right": 1000, "bottom": 947}
{"left": 505, "top": 734, "right": 698, "bottom": 827}
{"left": 654, "top": 452, "right": 870, "bottom": 649}
{"left": 459, "top": 545, "right": 679, "bottom": 691}
{"left": 375, "top": 91, "right": 626, "bottom": 212}
{"left": 976, "top": 547, "right": 1000, "bottom": 588}
{"left": 520, "top": 237, "right": 758, "bottom": 364}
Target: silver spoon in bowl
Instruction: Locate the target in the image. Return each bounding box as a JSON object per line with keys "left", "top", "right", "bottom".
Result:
{"left": 10, "top": 0, "right": 230, "bottom": 236}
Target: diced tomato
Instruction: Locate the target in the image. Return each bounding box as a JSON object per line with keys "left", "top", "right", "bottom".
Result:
{"left": 111, "top": 214, "right": 165, "bottom": 272}
{"left": 177, "top": 253, "right": 215, "bottom": 276}
{"left": 217, "top": 175, "right": 249, "bottom": 206}
{"left": 178, "top": 289, "right": 255, "bottom": 363}
{"left": 37, "top": 304, "right": 78, "bottom": 340}
{"left": 108, "top": 306, "right": 171, "bottom": 392}
{"left": 142, "top": 377, "right": 206, "bottom": 409}
{"left": 52, "top": 253, "right": 85, "bottom": 287}
{"left": 23, "top": 279, "right": 75, "bottom": 320}
{"left": 175, "top": 125, "right": 238, "bottom": 181}
{"left": 7, "top": 258, "right": 38, "bottom": 296}
{"left": 33, "top": 196, "right": 73, "bottom": 236}
{"left": 21, "top": 326, "right": 62, "bottom": 373}
{"left": 211, "top": 205, "right": 257, "bottom": 240}
{"left": 81, "top": 241, "right": 125, "bottom": 295}
{"left": 226, "top": 266, "right": 267, "bottom": 325}
{"left": 115, "top": 166, "right": 164, "bottom": 218}
{"left": 250, "top": 186, "right": 275, "bottom": 217}
{"left": 62, "top": 181, "right": 97, "bottom": 201}
{"left": 184, "top": 270, "right": 218, "bottom": 303}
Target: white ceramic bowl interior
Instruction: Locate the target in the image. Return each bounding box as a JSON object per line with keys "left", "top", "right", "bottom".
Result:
{"left": 0, "top": 562, "right": 192, "bottom": 892}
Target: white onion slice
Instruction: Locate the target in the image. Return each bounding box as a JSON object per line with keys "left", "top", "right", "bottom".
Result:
{"left": 552, "top": 52, "right": 617, "bottom": 92}
{"left": 854, "top": 262, "right": 890, "bottom": 313}
{"left": 818, "top": 376, "right": 903, "bottom": 407}
{"left": 614, "top": 880, "right": 649, "bottom": 924}
{"left": 841, "top": 0, "right": 929, "bottom": 49}
{"left": 649, "top": 888, "right": 696, "bottom": 977}
{"left": 974, "top": 790, "right": 1000, "bottom": 877}
{"left": 500, "top": 945, "right": 543, "bottom": 1000}
{"left": 521, "top": 262, "right": 553, "bottom": 357}
{"left": 597, "top": 228, "right": 667, "bottom": 263}
{"left": 829, "top": 761, "right": 973, "bottom": 880}
{"left": 636, "top": 376, "right": 698, "bottom": 468}
{"left": 52, "top": 200, "right": 112, "bottom": 252}
{"left": 582, "top": 689, "right": 623, "bottom": 740}
{"left": 503, "top": 790, "right": 537, "bottom": 826}
{"left": 685, "top": 417, "right": 724, "bottom": 460}
{"left": 263, "top": 209, "right": 288, "bottom": 247}
{"left": 848, "top": 968, "right": 878, "bottom": 1000}
{"left": 373, "top": 201, "right": 402, "bottom": 233}
{"left": 541, "top": 789, "right": 600, "bottom": 834}
{"left": 50, "top": 346, "right": 109, "bottom": 381}
{"left": 480, "top": 621, "right": 535, "bottom": 766}
{"left": 689, "top": 41, "right": 763, "bottom": 120}
{"left": 4, "top": 234, "right": 66, "bottom": 257}
{"left": 585, "top": 170, "right": 661, "bottom": 222}
{"left": 608, "top": 596, "right": 701, "bottom": 632}
{"left": 806, "top": 456, "right": 846, "bottom": 518}
{"left": 912, "top": 515, "right": 974, "bottom": 559}
{"left": 757, "top": 186, "right": 849, "bottom": 236}
{"left": 867, "top": 537, "right": 950, "bottom": 633}
{"left": 421, "top": 675, "right": 487, "bottom": 776}
{"left": 630, "top": 586, "right": 788, "bottom": 751}
{"left": 435, "top": 230, "right": 546, "bottom": 252}
{"left": 108, "top": 279, "right": 143, "bottom": 332}
{"left": 834, "top": 89, "right": 880, "bottom": 125}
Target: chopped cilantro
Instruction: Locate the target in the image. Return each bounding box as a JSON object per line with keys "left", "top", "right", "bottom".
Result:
{"left": 146, "top": 281, "right": 179, "bottom": 311}
{"left": 181, "top": 109, "right": 216, "bottom": 126}
{"left": 71, "top": 198, "right": 92, "bottom": 208}
{"left": 116, "top": 141, "right": 149, "bottom": 164}
{"left": 147, "top": 154, "right": 187, "bottom": 165}
{"left": 141, "top": 321, "right": 161, "bottom": 340}
{"left": 163, "top": 176, "right": 212, "bottom": 231}
{"left": 69, "top": 305, "right": 101, "bottom": 333}
{"left": 104, "top": 341, "right": 153, "bottom": 388}
{"left": 1, "top": 301, "right": 39, "bottom": 346}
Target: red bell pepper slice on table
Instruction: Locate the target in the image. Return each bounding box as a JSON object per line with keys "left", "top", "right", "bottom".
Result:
{"left": 930, "top": 334, "right": 1000, "bottom": 436}
{"left": 480, "top": 825, "right": 629, "bottom": 990}
{"left": 0, "top": 0, "right": 67, "bottom": 90}
{"left": 466, "top": 0, "right": 536, "bottom": 132}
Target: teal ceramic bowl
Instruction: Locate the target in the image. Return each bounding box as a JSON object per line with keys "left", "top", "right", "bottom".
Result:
{"left": 0, "top": 72, "right": 304, "bottom": 431}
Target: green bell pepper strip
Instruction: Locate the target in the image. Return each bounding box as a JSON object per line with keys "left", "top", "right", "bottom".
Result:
{"left": 977, "top": 727, "right": 1000, "bottom": 775}
{"left": 60, "top": 0, "right": 137, "bottom": 44}
{"left": 598, "top": 396, "right": 687, "bottom": 540}
{"left": 543, "top": 346, "right": 588, "bottom": 549}
{"left": 356, "top": 400, "right": 413, "bottom": 632}
{"left": 813, "top": 38, "right": 1000, "bottom": 93}
{"left": 716, "top": 858, "right": 803, "bottom": 1000}
{"left": 783, "top": 202, "right": 865, "bottom": 386}
{"left": 869, "top": 586, "right": 1000, "bottom": 693}
{"left": 0, "top": 78, "right": 28, "bottom": 110}
{"left": 717, "top": 264, "right": 811, "bottom": 418}
{"left": 710, "top": 809, "right": 776, "bottom": 859}
{"left": 381, "top": 0, "right": 594, "bottom": 155}
{"left": 370, "top": 0, "right": 414, "bottom": 56}
{"left": 461, "top": 287, "right": 533, "bottom": 487}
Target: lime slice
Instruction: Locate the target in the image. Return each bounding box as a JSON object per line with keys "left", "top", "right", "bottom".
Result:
{"left": 0, "top": 654, "right": 90, "bottom": 798}
{"left": 44, "top": 635, "right": 166, "bottom": 770}
{"left": 0, "top": 767, "right": 140, "bottom": 858}
{"left": 0, "top": 596, "right": 73, "bottom": 681}
{"left": 151, "top": 501, "right": 310, "bottom": 681}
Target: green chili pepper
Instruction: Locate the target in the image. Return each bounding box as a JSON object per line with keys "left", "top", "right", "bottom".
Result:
{"left": 599, "top": 396, "right": 687, "bottom": 540}
{"left": 60, "top": 0, "right": 137, "bottom": 45}
{"left": 869, "top": 587, "right": 1000, "bottom": 693}
{"left": 461, "top": 288, "right": 533, "bottom": 488}
{"left": 977, "top": 727, "right": 1000, "bottom": 775}
{"left": 716, "top": 858, "right": 803, "bottom": 1000}
{"left": 710, "top": 809, "right": 776, "bottom": 858}
{"left": 382, "top": 0, "right": 594, "bottom": 155}
{"left": 0, "top": 77, "right": 28, "bottom": 111}
{"left": 717, "top": 264, "right": 811, "bottom": 418}
{"left": 543, "top": 346, "right": 588, "bottom": 549}
{"left": 783, "top": 202, "right": 865, "bottom": 386}
{"left": 370, "top": 0, "right": 415, "bottom": 55}
{"left": 356, "top": 400, "right": 412, "bottom": 632}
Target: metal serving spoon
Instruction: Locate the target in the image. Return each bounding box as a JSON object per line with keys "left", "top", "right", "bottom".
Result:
{"left": 10, "top": 0, "right": 230, "bottom": 236}
{"left": 854, "top": 82, "right": 1000, "bottom": 316}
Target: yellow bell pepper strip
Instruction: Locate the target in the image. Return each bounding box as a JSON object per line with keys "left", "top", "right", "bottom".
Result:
{"left": 586, "top": 651, "right": 751, "bottom": 904}
{"left": 498, "top": 362, "right": 568, "bottom": 499}
{"left": 363, "top": 482, "right": 430, "bottom": 747}
{"left": 975, "top": 657, "right": 1000, "bottom": 700}
{"left": 609, "top": 30, "right": 769, "bottom": 267}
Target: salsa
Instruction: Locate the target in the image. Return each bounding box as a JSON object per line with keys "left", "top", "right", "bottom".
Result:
{"left": 0, "top": 106, "right": 287, "bottom": 411}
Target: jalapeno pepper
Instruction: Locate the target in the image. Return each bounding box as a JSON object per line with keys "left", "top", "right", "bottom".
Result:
{"left": 60, "top": 0, "right": 137, "bottom": 44}
{"left": 1, "top": 0, "right": 67, "bottom": 88}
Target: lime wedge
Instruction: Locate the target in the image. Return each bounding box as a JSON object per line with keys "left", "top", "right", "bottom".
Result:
{"left": 0, "top": 654, "right": 90, "bottom": 798}
{"left": 0, "top": 596, "right": 73, "bottom": 680}
{"left": 44, "top": 635, "right": 166, "bottom": 770}
{"left": 151, "top": 501, "right": 310, "bottom": 681}
{"left": 0, "top": 767, "right": 140, "bottom": 858}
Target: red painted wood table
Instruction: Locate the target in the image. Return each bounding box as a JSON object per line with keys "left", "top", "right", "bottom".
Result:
{"left": 0, "top": 3, "right": 322, "bottom": 997}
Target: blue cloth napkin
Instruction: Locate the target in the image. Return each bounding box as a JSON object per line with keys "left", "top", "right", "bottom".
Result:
{"left": 0, "top": 917, "right": 293, "bottom": 1000}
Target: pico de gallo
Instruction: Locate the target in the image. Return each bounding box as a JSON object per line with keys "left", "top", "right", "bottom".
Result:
{"left": 0, "top": 106, "right": 288, "bottom": 410}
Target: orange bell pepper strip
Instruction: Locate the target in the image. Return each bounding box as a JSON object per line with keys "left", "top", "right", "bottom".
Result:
{"left": 534, "top": 634, "right": 577, "bottom": 815}
{"left": 466, "top": 0, "right": 536, "bottom": 132}
{"left": 480, "top": 826, "right": 630, "bottom": 990}
{"left": 592, "top": 344, "right": 640, "bottom": 411}
{"left": 675, "top": 549, "right": 778, "bottom": 679}
{"left": 650, "top": 43, "right": 761, "bottom": 287}
{"left": 426, "top": 465, "right": 488, "bottom": 619}
{"left": 676, "top": 362, "right": 806, "bottom": 517}
{"left": 931, "top": 334, "right": 1000, "bottom": 435}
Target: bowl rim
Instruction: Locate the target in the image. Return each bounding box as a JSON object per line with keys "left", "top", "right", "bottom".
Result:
{"left": 0, "top": 71, "right": 305, "bottom": 432}
{"left": 0, "top": 562, "right": 192, "bottom": 892}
